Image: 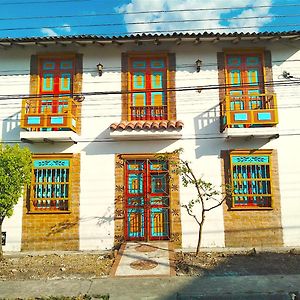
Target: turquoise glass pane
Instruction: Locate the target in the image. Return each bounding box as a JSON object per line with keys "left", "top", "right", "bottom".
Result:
{"left": 60, "top": 60, "right": 73, "bottom": 70}
{"left": 150, "top": 59, "right": 164, "bottom": 68}
{"left": 42, "top": 61, "right": 55, "bottom": 70}
{"left": 132, "top": 61, "right": 146, "bottom": 69}
{"left": 246, "top": 56, "right": 260, "bottom": 66}
{"left": 128, "top": 174, "right": 143, "bottom": 194}
{"left": 42, "top": 74, "right": 54, "bottom": 91}
{"left": 150, "top": 196, "right": 169, "bottom": 206}
{"left": 34, "top": 160, "right": 70, "bottom": 168}
{"left": 127, "top": 161, "right": 144, "bottom": 171}
{"left": 151, "top": 72, "right": 163, "bottom": 88}
{"left": 227, "top": 56, "right": 241, "bottom": 67}
{"left": 231, "top": 156, "right": 269, "bottom": 164}
{"left": 128, "top": 197, "right": 144, "bottom": 206}
{"left": 151, "top": 174, "right": 167, "bottom": 194}
{"left": 229, "top": 69, "right": 241, "bottom": 86}
{"left": 150, "top": 208, "right": 169, "bottom": 237}
{"left": 133, "top": 72, "right": 145, "bottom": 89}
{"left": 128, "top": 208, "right": 144, "bottom": 238}
{"left": 60, "top": 73, "right": 71, "bottom": 91}
{"left": 149, "top": 160, "right": 168, "bottom": 171}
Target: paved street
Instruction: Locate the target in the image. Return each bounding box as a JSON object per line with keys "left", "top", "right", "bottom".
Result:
{"left": 1, "top": 274, "right": 300, "bottom": 299}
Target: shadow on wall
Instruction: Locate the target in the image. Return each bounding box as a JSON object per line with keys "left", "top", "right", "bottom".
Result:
{"left": 83, "top": 127, "right": 180, "bottom": 156}
{"left": 46, "top": 206, "right": 114, "bottom": 237}
{"left": 2, "top": 111, "right": 21, "bottom": 142}
{"left": 193, "top": 104, "right": 221, "bottom": 158}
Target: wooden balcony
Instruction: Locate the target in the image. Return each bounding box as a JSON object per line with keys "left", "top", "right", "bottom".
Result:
{"left": 20, "top": 97, "right": 79, "bottom": 143}
{"left": 21, "top": 97, "right": 79, "bottom": 132}
{"left": 130, "top": 105, "right": 168, "bottom": 121}
{"left": 220, "top": 93, "right": 279, "bottom": 134}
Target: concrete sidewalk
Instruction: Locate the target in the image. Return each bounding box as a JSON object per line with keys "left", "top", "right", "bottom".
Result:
{"left": 1, "top": 274, "right": 300, "bottom": 299}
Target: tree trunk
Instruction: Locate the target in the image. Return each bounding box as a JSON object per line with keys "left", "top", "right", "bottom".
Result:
{"left": 196, "top": 224, "right": 203, "bottom": 256}
{"left": 0, "top": 217, "right": 3, "bottom": 260}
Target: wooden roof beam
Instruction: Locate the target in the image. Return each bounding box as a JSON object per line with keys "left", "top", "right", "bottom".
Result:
{"left": 211, "top": 37, "right": 219, "bottom": 44}
{"left": 193, "top": 37, "right": 201, "bottom": 45}
{"left": 232, "top": 37, "right": 241, "bottom": 44}
{"left": 252, "top": 37, "right": 260, "bottom": 43}
{"left": 154, "top": 38, "right": 161, "bottom": 45}
{"left": 176, "top": 38, "right": 182, "bottom": 45}
{"left": 289, "top": 36, "right": 300, "bottom": 41}
{"left": 35, "top": 42, "right": 47, "bottom": 48}
{"left": 135, "top": 40, "right": 143, "bottom": 46}
{"left": 93, "top": 41, "right": 105, "bottom": 46}
{"left": 112, "top": 39, "right": 122, "bottom": 46}
{"left": 270, "top": 36, "right": 281, "bottom": 42}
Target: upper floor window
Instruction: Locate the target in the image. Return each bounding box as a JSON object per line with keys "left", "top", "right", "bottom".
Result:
{"left": 229, "top": 150, "right": 272, "bottom": 209}
{"left": 21, "top": 54, "right": 82, "bottom": 133}
{"left": 219, "top": 51, "right": 278, "bottom": 131}
{"left": 129, "top": 57, "right": 167, "bottom": 120}
{"left": 121, "top": 53, "right": 176, "bottom": 122}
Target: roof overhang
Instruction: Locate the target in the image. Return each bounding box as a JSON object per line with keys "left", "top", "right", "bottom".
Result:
{"left": 1, "top": 31, "right": 299, "bottom": 48}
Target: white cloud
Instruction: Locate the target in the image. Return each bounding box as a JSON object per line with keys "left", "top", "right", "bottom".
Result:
{"left": 62, "top": 24, "right": 72, "bottom": 33}
{"left": 41, "top": 28, "right": 58, "bottom": 37}
{"left": 117, "top": 0, "right": 273, "bottom": 34}
{"left": 41, "top": 23, "right": 72, "bottom": 37}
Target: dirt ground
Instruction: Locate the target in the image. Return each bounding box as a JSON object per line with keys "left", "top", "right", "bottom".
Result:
{"left": 175, "top": 249, "right": 300, "bottom": 276}
{"left": 1, "top": 249, "right": 300, "bottom": 281}
{"left": 0, "top": 252, "right": 114, "bottom": 281}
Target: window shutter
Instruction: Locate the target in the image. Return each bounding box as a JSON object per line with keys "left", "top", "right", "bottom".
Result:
{"left": 30, "top": 55, "right": 39, "bottom": 95}
{"left": 168, "top": 53, "right": 176, "bottom": 120}
{"left": 264, "top": 50, "right": 274, "bottom": 94}
{"left": 121, "top": 53, "right": 129, "bottom": 121}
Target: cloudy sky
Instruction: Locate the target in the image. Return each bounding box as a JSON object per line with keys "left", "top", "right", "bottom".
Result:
{"left": 0, "top": 0, "right": 299, "bottom": 38}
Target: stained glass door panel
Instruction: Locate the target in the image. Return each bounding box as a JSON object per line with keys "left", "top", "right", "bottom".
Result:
{"left": 125, "top": 160, "right": 170, "bottom": 241}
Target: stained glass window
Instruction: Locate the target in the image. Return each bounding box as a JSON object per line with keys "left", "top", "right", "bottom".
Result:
{"left": 230, "top": 151, "right": 272, "bottom": 208}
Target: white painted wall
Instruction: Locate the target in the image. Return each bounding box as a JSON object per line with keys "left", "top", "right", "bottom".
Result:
{"left": 1, "top": 39, "right": 300, "bottom": 251}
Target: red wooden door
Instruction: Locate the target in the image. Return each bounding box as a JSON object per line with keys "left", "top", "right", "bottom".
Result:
{"left": 125, "top": 159, "right": 170, "bottom": 241}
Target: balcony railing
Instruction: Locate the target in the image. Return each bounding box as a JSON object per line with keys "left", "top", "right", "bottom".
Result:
{"left": 21, "top": 97, "right": 79, "bottom": 133}
{"left": 220, "top": 93, "right": 278, "bottom": 132}
{"left": 130, "top": 105, "right": 168, "bottom": 121}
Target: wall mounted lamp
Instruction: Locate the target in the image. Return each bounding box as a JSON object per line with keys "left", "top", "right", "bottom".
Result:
{"left": 196, "top": 59, "right": 202, "bottom": 72}
{"left": 97, "top": 62, "right": 103, "bottom": 76}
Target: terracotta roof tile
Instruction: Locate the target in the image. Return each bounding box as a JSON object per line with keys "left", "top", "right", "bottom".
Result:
{"left": 109, "top": 120, "right": 184, "bottom": 131}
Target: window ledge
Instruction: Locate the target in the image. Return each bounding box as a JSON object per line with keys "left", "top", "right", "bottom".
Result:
{"left": 27, "top": 210, "right": 71, "bottom": 214}
{"left": 228, "top": 207, "right": 273, "bottom": 211}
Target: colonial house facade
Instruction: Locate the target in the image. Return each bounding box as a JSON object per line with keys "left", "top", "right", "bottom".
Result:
{"left": 1, "top": 31, "right": 300, "bottom": 251}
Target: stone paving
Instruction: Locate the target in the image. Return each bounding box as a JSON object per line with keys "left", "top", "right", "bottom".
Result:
{"left": 112, "top": 241, "right": 173, "bottom": 277}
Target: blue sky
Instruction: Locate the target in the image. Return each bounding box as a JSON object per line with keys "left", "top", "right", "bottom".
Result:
{"left": 0, "top": 0, "right": 299, "bottom": 38}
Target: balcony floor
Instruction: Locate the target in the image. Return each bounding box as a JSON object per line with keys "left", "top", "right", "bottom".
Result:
{"left": 20, "top": 130, "right": 79, "bottom": 143}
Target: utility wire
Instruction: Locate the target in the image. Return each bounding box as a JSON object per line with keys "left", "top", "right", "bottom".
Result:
{"left": 0, "top": 79, "right": 299, "bottom": 101}
{"left": 0, "top": 20, "right": 300, "bottom": 33}
{"left": 0, "top": 11, "right": 299, "bottom": 23}
{"left": 1, "top": 14, "right": 300, "bottom": 31}
{"left": 1, "top": 59, "right": 300, "bottom": 76}
{"left": 1, "top": 2, "right": 299, "bottom": 12}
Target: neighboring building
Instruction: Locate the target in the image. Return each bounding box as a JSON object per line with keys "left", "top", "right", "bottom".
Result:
{"left": 1, "top": 31, "right": 300, "bottom": 251}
